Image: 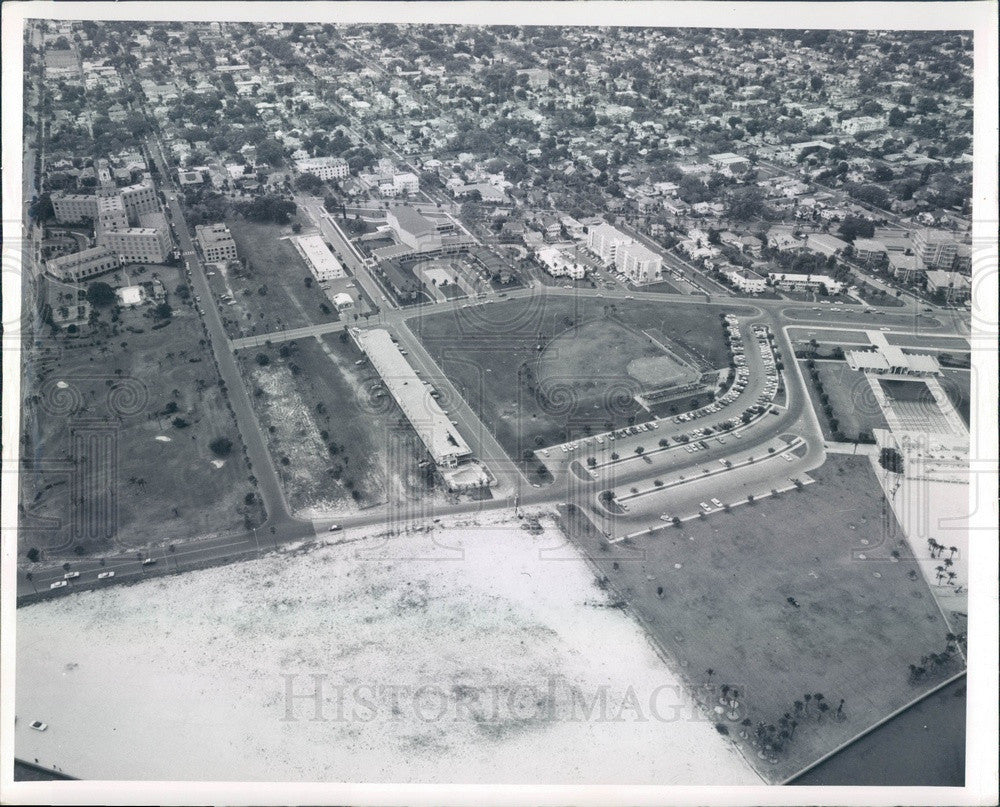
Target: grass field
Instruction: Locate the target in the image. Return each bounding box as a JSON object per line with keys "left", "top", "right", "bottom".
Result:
{"left": 413, "top": 297, "right": 745, "bottom": 457}
{"left": 809, "top": 360, "right": 889, "bottom": 440}
{"left": 235, "top": 333, "right": 438, "bottom": 517}
{"left": 217, "top": 219, "right": 340, "bottom": 339}
{"left": 558, "top": 454, "right": 961, "bottom": 782}
{"left": 19, "top": 266, "right": 261, "bottom": 560}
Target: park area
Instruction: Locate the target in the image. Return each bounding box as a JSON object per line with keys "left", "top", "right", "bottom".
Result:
{"left": 413, "top": 296, "right": 746, "bottom": 458}
{"left": 213, "top": 219, "right": 341, "bottom": 340}
{"left": 15, "top": 513, "right": 758, "bottom": 785}
{"left": 559, "top": 454, "right": 962, "bottom": 782}
{"left": 800, "top": 359, "right": 890, "bottom": 441}
{"left": 19, "top": 265, "right": 261, "bottom": 561}
{"left": 235, "top": 333, "right": 439, "bottom": 518}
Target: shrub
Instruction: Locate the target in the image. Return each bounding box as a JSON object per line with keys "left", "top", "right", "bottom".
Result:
{"left": 209, "top": 437, "right": 234, "bottom": 457}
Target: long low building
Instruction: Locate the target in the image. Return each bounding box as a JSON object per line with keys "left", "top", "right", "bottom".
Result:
{"left": 350, "top": 328, "right": 472, "bottom": 468}
{"left": 294, "top": 233, "right": 346, "bottom": 281}
{"left": 46, "top": 245, "right": 119, "bottom": 282}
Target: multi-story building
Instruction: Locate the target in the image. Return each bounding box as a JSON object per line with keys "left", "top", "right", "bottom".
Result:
{"left": 586, "top": 222, "right": 662, "bottom": 283}
{"left": 52, "top": 191, "right": 100, "bottom": 223}
{"left": 852, "top": 238, "right": 888, "bottom": 266}
{"left": 768, "top": 272, "right": 845, "bottom": 295}
{"left": 392, "top": 172, "right": 420, "bottom": 196}
{"left": 913, "top": 229, "right": 959, "bottom": 270}
{"left": 840, "top": 116, "right": 886, "bottom": 136}
{"left": 925, "top": 270, "right": 971, "bottom": 302}
{"left": 805, "top": 232, "right": 850, "bottom": 258}
{"left": 46, "top": 245, "right": 119, "bottom": 282}
{"left": 100, "top": 226, "right": 172, "bottom": 264}
{"left": 194, "top": 223, "right": 239, "bottom": 263}
{"left": 618, "top": 242, "right": 662, "bottom": 283}
{"left": 537, "top": 246, "right": 585, "bottom": 280}
{"left": 725, "top": 267, "right": 767, "bottom": 294}
{"left": 295, "top": 156, "right": 350, "bottom": 181}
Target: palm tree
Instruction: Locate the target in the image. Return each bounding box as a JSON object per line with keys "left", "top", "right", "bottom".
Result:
{"left": 793, "top": 700, "right": 804, "bottom": 716}
{"left": 818, "top": 702, "right": 830, "bottom": 721}
{"left": 949, "top": 546, "right": 958, "bottom": 559}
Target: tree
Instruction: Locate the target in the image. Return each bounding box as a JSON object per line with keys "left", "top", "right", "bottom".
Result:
{"left": 86, "top": 281, "right": 116, "bottom": 308}
{"left": 209, "top": 437, "right": 233, "bottom": 457}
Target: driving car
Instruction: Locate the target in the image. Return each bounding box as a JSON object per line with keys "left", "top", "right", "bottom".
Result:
{"left": 49, "top": 580, "right": 67, "bottom": 589}
{"left": 97, "top": 571, "right": 115, "bottom": 579}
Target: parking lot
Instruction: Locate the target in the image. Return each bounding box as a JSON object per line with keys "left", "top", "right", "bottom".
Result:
{"left": 536, "top": 317, "right": 784, "bottom": 477}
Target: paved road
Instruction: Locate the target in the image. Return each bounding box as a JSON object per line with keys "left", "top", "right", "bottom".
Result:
{"left": 147, "top": 136, "right": 296, "bottom": 530}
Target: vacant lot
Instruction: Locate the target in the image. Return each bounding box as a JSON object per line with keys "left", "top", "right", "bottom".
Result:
{"left": 559, "top": 454, "right": 959, "bottom": 782}
{"left": 236, "top": 333, "right": 438, "bottom": 518}
{"left": 413, "top": 297, "right": 746, "bottom": 457}
{"left": 216, "top": 219, "right": 339, "bottom": 339}
{"left": 19, "top": 266, "right": 260, "bottom": 560}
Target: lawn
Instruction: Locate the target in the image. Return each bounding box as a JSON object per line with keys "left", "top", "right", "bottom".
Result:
{"left": 235, "top": 333, "right": 438, "bottom": 518}
{"left": 558, "top": 454, "right": 962, "bottom": 783}
{"left": 217, "top": 218, "right": 340, "bottom": 339}
{"left": 19, "top": 265, "right": 261, "bottom": 560}
{"left": 810, "top": 360, "right": 889, "bottom": 440}
{"left": 412, "top": 297, "right": 749, "bottom": 458}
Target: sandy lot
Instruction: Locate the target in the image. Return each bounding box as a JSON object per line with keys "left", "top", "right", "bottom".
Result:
{"left": 15, "top": 514, "right": 758, "bottom": 785}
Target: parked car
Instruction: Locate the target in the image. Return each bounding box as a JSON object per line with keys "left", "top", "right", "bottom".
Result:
{"left": 29, "top": 720, "right": 48, "bottom": 731}
{"left": 63, "top": 571, "right": 79, "bottom": 580}
{"left": 97, "top": 571, "right": 115, "bottom": 579}
{"left": 49, "top": 580, "right": 67, "bottom": 590}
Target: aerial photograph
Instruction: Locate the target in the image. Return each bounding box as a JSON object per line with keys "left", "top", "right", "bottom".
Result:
{"left": 2, "top": 2, "right": 996, "bottom": 803}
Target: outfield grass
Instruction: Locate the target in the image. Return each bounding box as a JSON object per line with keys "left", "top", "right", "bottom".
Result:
{"left": 814, "top": 361, "right": 889, "bottom": 440}
{"left": 413, "top": 297, "right": 747, "bottom": 457}
{"left": 559, "top": 454, "right": 960, "bottom": 782}
{"left": 20, "top": 266, "right": 261, "bottom": 559}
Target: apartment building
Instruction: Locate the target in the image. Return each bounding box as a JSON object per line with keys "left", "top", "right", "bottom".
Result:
{"left": 586, "top": 222, "right": 663, "bottom": 283}
{"left": 537, "top": 246, "right": 585, "bottom": 280}
{"left": 194, "top": 223, "right": 239, "bottom": 263}
{"left": 295, "top": 156, "right": 350, "bottom": 181}
{"left": 913, "top": 229, "right": 959, "bottom": 271}
{"left": 725, "top": 267, "right": 767, "bottom": 294}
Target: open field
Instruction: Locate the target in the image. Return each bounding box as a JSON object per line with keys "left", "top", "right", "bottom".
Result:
{"left": 559, "top": 454, "right": 960, "bottom": 782}
{"left": 15, "top": 514, "right": 758, "bottom": 785}
{"left": 413, "top": 297, "right": 746, "bottom": 457}
{"left": 805, "top": 360, "right": 890, "bottom": 441}
{"left": 19, "top": 266, "right": 261, "bottom": 560}
{"left": 234, "top": 333, "right": 438, "bottom": 518}
{"left": 216, "top": 219, "right": 340, "bottom": 339}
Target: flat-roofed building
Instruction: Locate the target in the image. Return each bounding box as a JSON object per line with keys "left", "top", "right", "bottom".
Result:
{"left": 52, "top": 191, "right": 100, "bottom": 222}
{"left": 853, "top": 238, "right": 888, "bottom": 265}
{"left": 725, "top": 266, "right": 767, "bottom": 294}
{"left": 293, "top": 233, "right": 346, "bottom": 281}
{"left": 100, "top": 226, "right": 172, "bottom": 264}
{"left": 925, "top": 270, "right": 971, "bottom": 303}
{"left": 116, "top": 180, "right": 159, "bottom": 219}
{"left": 350, "top": 328, "right": 472, "bottom": 468}
{"left": 913, "top": 229, "right": 959, "bottom": 270}
{"left": 768, "top": 272, "right": 845, "bottom": 294}
{"left": 888, "top": 252, "right": 925, "bottom": 282}
{"left": 333, "top": 292, "right": 355, "bottom": 312}
{"left": 295, "top": 156, "right": 350, "bottom": 181}
{"left": 846, "top": 345, "right": 941, "bottom": 376}
{"left": 805, "top": 232, "right": 850, "bottom": 258}
{"left": 46, "top": 245, "right": 119, "bottom": 282}
{"left": 537, "top": 246, "right": 585, "bottom": 279}
{"left": 618, "top": 241, "right": 662, "bottom": 283}
{"left": 194, "top": 223, "right": 239, "bottom": 263}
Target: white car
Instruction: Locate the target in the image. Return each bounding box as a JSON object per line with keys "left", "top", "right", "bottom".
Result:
{"left": 328, "top": 524, "right": 342, "bottom": 532}
{"left": 700, "top": 502, "right": 712, "bottom": 512}
{"left": 49, "top": 580, "right": 67, "bottom": 589}
{"left": 63, "top": 571, "right": 79, "bottom": 580}
{"left": 141, "top": 558, "right": 157, "bottom": 566}
{"left": 29, "top": 720, "right": 48, "bottom": 731}
{"left": 879, "top": 327, "right": 892, "bottom": 332}
{"left": 97, "top": 571, "right": 115, "bottom": 579}
{"left": 711, "top": 498, "right": 724, "bottom": 508}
